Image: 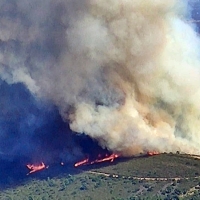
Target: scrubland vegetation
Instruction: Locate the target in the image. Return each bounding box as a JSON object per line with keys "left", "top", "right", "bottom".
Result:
{"left": 1, "top": 154, "right": 200, "bottom": 199}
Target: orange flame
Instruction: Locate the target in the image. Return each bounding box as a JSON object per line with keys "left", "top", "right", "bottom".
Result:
{"left": 147, "top": 151, "right": 159, "bottom": 156}
{"left": 26, "top": 162, "right": 48, "bottom": 175}
{"left": 74, "top": 157, "right": 89, "bottom": 167}
{"left": 74, "top": 153, "right": 120, "bottom": 167}
{"left": 90, "top": 153, "right": 119, "bottom": 164}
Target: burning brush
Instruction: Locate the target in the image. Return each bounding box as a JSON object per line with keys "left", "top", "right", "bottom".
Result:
{"left": 26, "top": 162, "right": 48, "bottom": 175}
{"left": 147, "top": 151, "right": 159, "bottom": 156}
{"left": 74, "top": 153, "right": 120, "bottom": 167}
{"left": 74, "top": 151, "right": 160, "bottom": 168}
{"left": 25, "top": 150, "right": 160, "bottom": 174}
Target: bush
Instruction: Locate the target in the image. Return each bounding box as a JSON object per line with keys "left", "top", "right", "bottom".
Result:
{"left": 147, "top": 187, "right": 153, "bottom": 192}
{"left": 166, "top": 187, "right": 172, "bottom": 194}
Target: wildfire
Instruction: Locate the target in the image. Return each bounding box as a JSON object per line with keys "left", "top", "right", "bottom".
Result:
{"left": 74, "top": 153, "right": 120, "bottom": 167}
{"left": 26, "top": 162, "right": 48, "bottom": 175}
{"left": 74, "top": 158, "right": 89, "bottom": 167}
{"left": 147, "top": 151, "right": 159, "bottom": 156}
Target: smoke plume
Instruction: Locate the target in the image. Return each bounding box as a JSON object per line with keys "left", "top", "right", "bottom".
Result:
{"left": 0, "top": 0, "right": 200, "bottom": 158}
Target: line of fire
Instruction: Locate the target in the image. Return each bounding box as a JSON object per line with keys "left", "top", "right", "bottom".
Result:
{"left": 26, "top": 151, "right": 159, "bottom": 175}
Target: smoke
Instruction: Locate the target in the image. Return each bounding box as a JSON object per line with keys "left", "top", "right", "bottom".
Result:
{"left": 0, "top": 0, "right": 200, "bottom": 157}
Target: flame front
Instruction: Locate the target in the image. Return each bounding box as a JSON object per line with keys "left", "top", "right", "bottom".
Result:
{"left": 147, "top": 151, "right": 159, "bottom": 156}
{"left": 90, "top": 153, "right": 120, "bottom": 164}
{"left": 74, "top": 153, "right": 120, "bottom": 167}
{"left": 74, "top": 158, "right": 89, "bottom": 167}
{"left": 26, "top": 162, "right": 47, "bottom": 175}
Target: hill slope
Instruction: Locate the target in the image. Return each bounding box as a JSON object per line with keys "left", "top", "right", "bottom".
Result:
{"left": 1, "top": 154, "right": 200, "bottom": 199}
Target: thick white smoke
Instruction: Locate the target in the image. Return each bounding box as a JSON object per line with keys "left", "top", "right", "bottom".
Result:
{"left": 1, "top": 0, "right": 200, "bottom": 156}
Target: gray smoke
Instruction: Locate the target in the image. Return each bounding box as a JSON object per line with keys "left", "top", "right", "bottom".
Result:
{"left": 1, "top": 0, "right": 200, "bottom": 157}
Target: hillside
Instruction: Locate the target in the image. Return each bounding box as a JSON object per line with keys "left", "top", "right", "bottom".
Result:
{"left": 1, "top": 154, "right": 200, "bottom": 199}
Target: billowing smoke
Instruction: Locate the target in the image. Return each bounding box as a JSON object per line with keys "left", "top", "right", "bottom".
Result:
{"left": 0, "top": 0, "right": 200, "bottom": 158}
